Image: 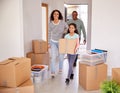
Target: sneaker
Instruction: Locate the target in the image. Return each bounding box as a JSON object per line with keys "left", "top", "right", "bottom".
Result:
{"left": 70, "top": 74, "right": 74, "bottom": 79}
{"left": 65, "top": 78, "right": 70, "bottom": 85}
{"left": 73, "top": 62, "right": 76, "bottom": 67}
{"left": 59, "top": 69, "right": 62, "bottom": 73}
{"left": 51, "top": 73, "right": 55, "bottom": 78}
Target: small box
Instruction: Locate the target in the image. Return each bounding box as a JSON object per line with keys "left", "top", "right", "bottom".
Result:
{"left": 59, "top": 39, "right": 77, "bottom": 54}
{"left": 80, "top": 51, "right": 106, "bottom": 65}
{"left": 31, "top": 65, "right": 48, "bottom": 84}
{"left": 32, "top": 40, "right": 47, "bottom": 53}
{"left": 26, "top": 52, "right": 50, "bottom": 66}
{"left": 0, "top": 57, "right": 31, "bottom": 87}
{"left": 0, "top": 79, "right": 34, "bottom": 93}
{"left": 79, "top": 63, "right": 107, "bottom": 90}
{"left": 112, "top": 68, "right": 120, "bottom": 84}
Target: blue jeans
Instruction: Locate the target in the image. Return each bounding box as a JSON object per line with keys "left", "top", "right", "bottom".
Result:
{"left": 50, "top": 41, "right": 64, "bottom": 73}
{"left": 67, "top": 54, "right": 76, "bottom": 79}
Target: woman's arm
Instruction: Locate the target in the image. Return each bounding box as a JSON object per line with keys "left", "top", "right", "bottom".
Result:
{"left": 48, "top": 22, "right": 52, "bottom": 44}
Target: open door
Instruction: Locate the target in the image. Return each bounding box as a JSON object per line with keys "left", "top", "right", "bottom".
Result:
{"left": 42, "top": 3, "right": 48, "bottom": 50}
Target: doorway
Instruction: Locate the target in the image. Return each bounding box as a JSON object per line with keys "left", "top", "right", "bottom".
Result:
{"left": 42, "top": 3, "right": 48, "bottom": 42}
{"left": 64, "top": 4, "right": 91, "bottom": 50}
{"left": 42, "top": 3, "right": 48, "bottom": 51}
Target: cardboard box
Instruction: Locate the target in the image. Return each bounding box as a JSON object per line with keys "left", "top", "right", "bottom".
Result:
{"left": 59, "top": 39, "right": 77, "bottom": 54}
{"left": 0, "top": 57, "right": 31, "bottom": 87}
{"left": 32, "top": 40, "right": 47, "bottom": 53}
{"left": 112, "top": 68, "right": 120, "bottom": 84}
{"left": 26, "top": 52, "right": 50, "bottom": 66}
{"left": 0, "top": 79, "right": 34, "bottom": 93}
{"left": 79, "top": 63, "right": 107, "bottom": 90}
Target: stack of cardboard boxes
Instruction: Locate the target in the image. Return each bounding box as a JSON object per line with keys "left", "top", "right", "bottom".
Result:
{"left": 0, "top": 57, "right": 34, "bottom": 93}
{"left": 79, "top": 63, "right": 107, "bottom": 90}
{"left": 26, "top": 40, "right": 50, "bottom": 67}
{"left": 79, "top": 51, "right": 108, "bottom": 91}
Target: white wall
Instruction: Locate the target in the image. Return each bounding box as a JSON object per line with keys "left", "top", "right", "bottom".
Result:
{"left": 46, "top": 0, "right": 89, "bottom": 19}
{"left": 64, "top": 0, "right": 88, "bottom": 4}
{"left": 23, "top": 0, "right": 42, "bottom": 55}
{"left": 0, "top": 0, "right": 24, "bottom": 61}
{"left": 0, "top": 0, "right": 42, "bottom": 60}
{"left": 92, "top": 0, "right": 120, "bottom": 75}
{"left": 42, "top": 0, "right": 66, "bottom": 20}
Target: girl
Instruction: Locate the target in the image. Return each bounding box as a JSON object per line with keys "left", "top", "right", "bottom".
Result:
{"left": 64, "top": 23, "right": 80, "bottom": 84}
{"left": 48, "top": 9, "right": 68, "bottom": 78}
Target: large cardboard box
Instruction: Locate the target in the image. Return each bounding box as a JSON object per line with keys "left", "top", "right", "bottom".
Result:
{"left": 0, "top": 57, "right": 31, "bottom": 87}
{"left": 59, "top": 39, "right": 77, "bottom": 54}
{"left": 26, "top": 52, "right": 50, "bottom": 66}
{"left": 0, "top": 79, "right": 34, "bottom": 93}
{"left": 79, "top": 63, "right": 107, "bottom": 90}
{"left": 112, "top": 68, "right": 120, "bottom": 84}
{"left": 32, "top": 40, "right": 47, "bottom": 53}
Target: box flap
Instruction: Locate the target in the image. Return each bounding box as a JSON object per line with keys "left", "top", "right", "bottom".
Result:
{"left": 0, "top": 60, "right": 14, "bottom": 65}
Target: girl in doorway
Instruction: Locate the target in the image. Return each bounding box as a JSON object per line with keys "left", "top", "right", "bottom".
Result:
{"left": 64, "top": 23, "right": 80, "bottom": 84}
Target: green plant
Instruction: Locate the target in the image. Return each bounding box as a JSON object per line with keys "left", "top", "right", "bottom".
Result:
{"left": 100, "top": 80, "right": 120, "bottom": 93}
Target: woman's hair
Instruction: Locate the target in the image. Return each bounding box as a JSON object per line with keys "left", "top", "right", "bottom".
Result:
{"left": 50, "top": 9, "right": 63, "bottom": 21}
{"left": 67, "top": 23, "right": 79, "bottom": 34}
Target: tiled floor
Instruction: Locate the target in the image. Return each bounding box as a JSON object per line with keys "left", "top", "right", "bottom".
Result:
{"left": 33, "top": 59, "right": 100, "bottom": 93}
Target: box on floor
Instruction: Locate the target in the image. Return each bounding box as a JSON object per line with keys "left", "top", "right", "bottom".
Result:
{"left": 0, "top": 79, "right": 34, "bottom": 93}
{"left": 26, "top": 52, "right": 50, "bottom": 66}
{"left": 79, "top": 63, "right": 107, "bottom": 90}
{"left": 32, "top": 40, "right": 47, "bottom": 53}
{"left": 112, "top": 68, "right": 120, "bottom": 84}
{"left": 0, "top": 57, "right": 31, "bottom": 87}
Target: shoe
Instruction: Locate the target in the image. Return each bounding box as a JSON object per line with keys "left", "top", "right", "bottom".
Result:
{"left": 65, "top": 78, "right": 70, "bottom": 85}
{"left": 59, "top": 69, "right": 62, "bottom": 73}
{"left": 51, "top": 73, "right": 55, "bottom": 78}
{"left": 73, "top": 62, "right": 76, "bottom": 67}
{"left": 70, "top": 74, "right": 74, "bottom": 79}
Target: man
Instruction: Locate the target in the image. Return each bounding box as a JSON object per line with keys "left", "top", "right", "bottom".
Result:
{"left": 67, "top": 11, "right": 86, "bottom": 67}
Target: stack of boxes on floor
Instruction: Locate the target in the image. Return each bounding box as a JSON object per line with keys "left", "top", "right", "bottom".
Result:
{"left": 26, "top": 40, "right": 49, "bottom": 84}
{"left": 79, "top": 50, "right": 108, "bottom": 90}
{"left": 0, "top": 57, "right": 34, "bottom": 93}
{"left": 26, "top": 40, "right": 50, "bottom": 67}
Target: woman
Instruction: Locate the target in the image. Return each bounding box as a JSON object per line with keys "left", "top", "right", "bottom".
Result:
{"left": 48, "top": 9, "right": 68, "bottom": 78}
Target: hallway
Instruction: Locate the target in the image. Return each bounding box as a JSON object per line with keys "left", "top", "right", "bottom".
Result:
{"left": 33, "top": 56, "right": 101, "bottom": 93}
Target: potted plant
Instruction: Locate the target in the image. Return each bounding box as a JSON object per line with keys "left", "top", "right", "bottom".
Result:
{"left": 100, "top": 80, "right": 120, "bottom": 93}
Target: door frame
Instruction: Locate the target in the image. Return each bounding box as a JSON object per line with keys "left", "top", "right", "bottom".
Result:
{"left": 42, "top": 3, "right": 48, "bottom": 50}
